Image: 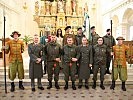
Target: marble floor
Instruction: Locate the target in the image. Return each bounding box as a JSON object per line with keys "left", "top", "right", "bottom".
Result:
{"left": 0, "top": 85, "right": 133, "bottom": 100}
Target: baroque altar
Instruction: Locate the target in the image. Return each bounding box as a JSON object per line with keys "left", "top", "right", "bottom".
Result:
{"left": 33, "top": 0, "right": 84, "bottom": 35}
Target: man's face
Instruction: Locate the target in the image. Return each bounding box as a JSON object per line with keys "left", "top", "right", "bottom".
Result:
{"left": 118, "top": 40, "right": 123, "bottom": 45}
{"left": 66, "top": 28, "right": 71, "bottom": 34}
{"left": 97, "top": 38, "right": 103, "bottom": 45}
{"left": 67, "top": 38, "right": 73, "bottom": 45}
{"left": 34, "top": 36, "right": 39, "bottom": 43}
{"left": 91, "top": 28, "right": 95, "bottom": 33}
{"left": 82, "top": 37, "right": 87, "bottom": 45}
{"left": 13, "top": 33, "right": 19, "bottom": 39}
{"left": 77, "top": 29, "right": 82, "bottom": 35}
{"left": 107, "top": 30, "right": 111, "bottom": 35}
{"left": 51, "top": 35, "right": 56, "bottom": 42}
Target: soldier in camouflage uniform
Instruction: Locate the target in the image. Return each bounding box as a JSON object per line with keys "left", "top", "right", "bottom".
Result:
{"left": 63, "top": 26, "right": 76, "bottom": 46}
{"left": 2, "top": 31, "right": 24, "bottom": 92}
{"left": 44, "top": 33, "right": 62, "bottom": 89}
{"left": 110, "top": 36, "right": 129, "bottom": 91}
{"left": 78, "top": 37, "right": 93, "bottom": 89}
{"left": 89, "top": 26, "right": 100, "bottom": 45}
{"left": 103, "top": 29, "right": 116, "bottom": 74}
{"left": 75, "top": 27, "right": 85, "bottom": 46}
{"left": 92, "top": 37, "right": 109, "bottom": 90}
{"left": 89, "top": 26, "right": 100, "bottom": 74}
{"left": 62, "top": 36, "right": 79, "bottom": 90}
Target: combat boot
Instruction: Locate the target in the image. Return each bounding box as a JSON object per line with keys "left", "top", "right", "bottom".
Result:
{"left": 10, "top": 82, "right": 15, "bottom": 92}
{"left": 55, "top": 81, "right": 60, "bottom": 89}
{"left": 121, "top": 82, "right": 126, "bottom": 91}
{"left": 110, "top": 81, "right": 115, "bottom": 90}
{"left": 64, "top": 81, "right": 68, "bottom": 90}
{"left": 72, "top": 82, "right": 76, "bottom": 90}
{"left": 92, "top": 81, "right": 96, "bottom": 89}
{"left": 47, "top": 81, "right": 52, "bottom": 89}
{"left": 100, "top": 81, "right": 105, "bottom": 90}
{"left": 19, "top": 81, "right": 25, "bottom": 90}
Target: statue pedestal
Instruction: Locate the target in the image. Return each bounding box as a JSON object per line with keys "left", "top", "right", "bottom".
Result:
{"left": 72, "top": 12, "right": 76, "bottom": 16}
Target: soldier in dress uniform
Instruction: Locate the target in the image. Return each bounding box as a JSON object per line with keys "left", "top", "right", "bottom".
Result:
{"left": 92, "top": 37, "right": 109, "bottom": 90}
{"left": 103, "top": 29, "right": 116, "bottom": 74}
{"left": 2, "top": 31, "right": 25, "bottom": 92}
{"left": 62, "top": 36, "right": 79, "bottom": 90}
{"left": 78, "top": 37, "right": 93, "bottom": 89}
{"left": 110, "top": 36, "right": 129, "bottom": 91}
{"left": 44, "top": 33, "right": 62, "bottom": 89}
{"left": 28, "top": 34, "right": 44, "bottom": 92}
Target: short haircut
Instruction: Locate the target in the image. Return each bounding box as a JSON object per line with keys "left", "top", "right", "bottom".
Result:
{"left": 97, "top": 37, "right": 104, "bottom": 43}
{"left": 106, "top": 29, "right": 111, "bottom": 32}
{"left": 34, "top": 34, "right": 38, "bottom": 37}
{"left": 51, "top": 32, "right": 56, "bottom": 36}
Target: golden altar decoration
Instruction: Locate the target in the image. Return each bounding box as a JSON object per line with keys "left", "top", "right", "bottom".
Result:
{"left": 33, "top": 0, "right": 84, "bottom": 35}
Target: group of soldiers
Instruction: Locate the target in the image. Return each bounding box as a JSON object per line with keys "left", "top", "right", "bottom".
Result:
{"left": 2, "top": 25, "right": 129, "bottom": 92}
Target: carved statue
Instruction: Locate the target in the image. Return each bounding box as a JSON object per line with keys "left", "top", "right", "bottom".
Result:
{"left": 57, "top": 0, "right": 64, "bottom": 13}
{"left": 35, "top": 1, "right": 39, "bottom": 15}
{"left": 45, "top": 1, "right": 50, "bottom": 15}
{"left": 72, "top": 0, "right": 76, "bottom": 12}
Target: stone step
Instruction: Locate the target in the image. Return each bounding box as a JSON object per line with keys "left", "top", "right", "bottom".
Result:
{"left": 0, "top": 73, "right": 133, "bottom": 85}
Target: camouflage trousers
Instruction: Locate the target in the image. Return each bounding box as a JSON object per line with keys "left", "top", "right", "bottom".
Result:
{"left": 112, "top": 65, "right": 127, "bottom": 82}
{"left": 92, "top": 64, "right": 106, "bottom": 81}
{"left": 63, "top": 62, "right": 77, "bottom": 82}
{"left": 8, "top": 60, "right": 24, "bottom": 81}
{"left": 47, "top": 61, "right": 60, "bottom": 82}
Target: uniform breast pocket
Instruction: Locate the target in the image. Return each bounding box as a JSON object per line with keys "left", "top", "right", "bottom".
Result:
{"left": 101, "top": 49, "right": 106, "bottom": 54}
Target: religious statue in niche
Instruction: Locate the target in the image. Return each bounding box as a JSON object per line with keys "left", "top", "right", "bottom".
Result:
{"left": 40, "top": 6, "right": 44, "bottom": 15}
{"left": 57, "top": 0, "right": 64, "bottom": 13}
{"left": 59, "top": 18, "right": 63, "bottom": 26}
{"left": 45, "top": 1, "right": 50, "bottom": 15}
{"left": 71, "top": 0, "right": 76, "bottom": 13}
{"left": 35, "top": 1, "right": 39, "bottom": 15}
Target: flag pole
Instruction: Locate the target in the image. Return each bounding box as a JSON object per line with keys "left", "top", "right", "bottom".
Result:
{"left": 3, "top": 9, "right": 7, "bottom": 93}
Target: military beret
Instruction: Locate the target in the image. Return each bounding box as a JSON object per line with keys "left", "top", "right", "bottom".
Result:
{"left": 64, "top": 26, "right": 71, "bottom": 31}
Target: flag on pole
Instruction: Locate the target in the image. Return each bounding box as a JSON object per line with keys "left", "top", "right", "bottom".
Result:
{"left": 83, "top": 12, "right": 91, "bottom": 41}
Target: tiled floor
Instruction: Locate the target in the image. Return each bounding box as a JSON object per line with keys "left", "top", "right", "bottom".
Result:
{"left": 0, "top": 85, "right": 133, "bottom": 100}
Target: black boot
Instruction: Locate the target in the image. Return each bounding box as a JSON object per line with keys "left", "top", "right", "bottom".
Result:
{"left": 106, "top": 69, "right": 111, "bottom": 74}
{"left": 122, "top": 82, "right": 126, "bottom": 91}
{"left": 47, "top": 81, "right": 52, "bottom": 89}
{"left": 92, "top": 81, "right": 96, "bottom": 89}
{"left": 110, "top": 81, "right": 115, "bottom": 90}
{"left": 100, "top": 81, "right": 105, "bottom": 90}
{"left": 78, "top": 85, "right": 82, "bottom": 89}
{"left": 55, "top": 81, "right": 60, "bottom": 89}
{"left": 10, "top": 82, "right": 15, "bottom": 92}
{"left": 19, "top": 81, "right": 25, "bottom": 90}
{"left": 64, "top": 81, "right": 68, "bottom": 90}
{"left": 72, "top": 82, "right": 76, "bottom": 90}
